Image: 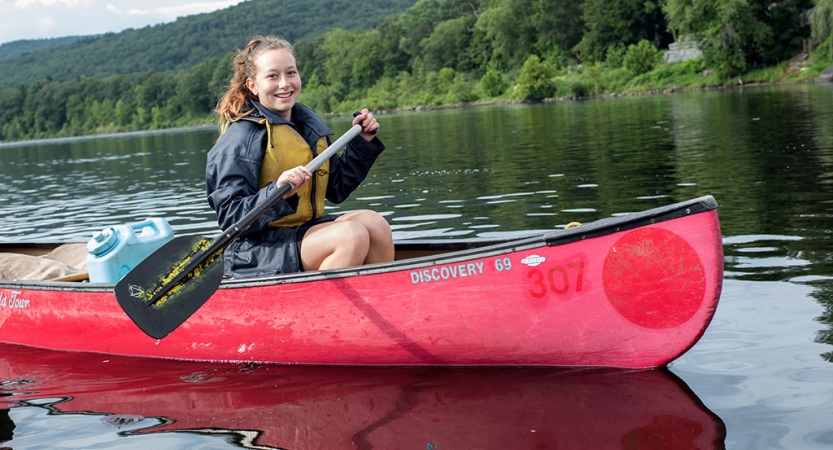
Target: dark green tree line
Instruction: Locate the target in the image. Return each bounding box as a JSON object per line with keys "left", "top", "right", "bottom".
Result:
{"left": 0, "top": 60, "right": 223, "bottom": 141}
{"left": 0, "top": 0, "right": 827, "bottom": 142}
{"left": 0, "top": 0, "right": 420, "bottom": 90}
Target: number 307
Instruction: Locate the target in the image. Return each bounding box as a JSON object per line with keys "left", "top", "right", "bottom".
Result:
{"left": 527, "top": 261, "right": 585, "bottom": 298}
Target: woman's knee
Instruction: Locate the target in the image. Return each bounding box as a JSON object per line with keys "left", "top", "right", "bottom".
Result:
{"left": 344, "top": 210, "right": 391, "bottom": 241}
{"left": 334, "top": 220, "right": 371, "bottom": 252}
{"left": 351, "top": 211, "right": 394, "bottom": 262}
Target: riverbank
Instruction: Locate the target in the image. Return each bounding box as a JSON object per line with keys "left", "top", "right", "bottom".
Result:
{"left": 333, "top": 61, "right": 832, "bottom": 118}
{"left": 326, "top": 55, "right": 833, "bottom": 117}
{"left": 2, "top": 58, "right": 831, "bottom": 145}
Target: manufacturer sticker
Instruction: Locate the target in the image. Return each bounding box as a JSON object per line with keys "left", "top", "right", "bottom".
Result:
{"left": 521, "top": 254, "right": 546, "bottom": 267}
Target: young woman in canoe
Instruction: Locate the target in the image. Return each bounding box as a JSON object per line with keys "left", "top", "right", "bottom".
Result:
{"left": 206, "top": 35, "right": 394, "bottom": 278}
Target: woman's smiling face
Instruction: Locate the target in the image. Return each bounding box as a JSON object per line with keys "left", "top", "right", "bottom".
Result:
{"left": 246, "top": 48, "right": 302, "bottom": 121}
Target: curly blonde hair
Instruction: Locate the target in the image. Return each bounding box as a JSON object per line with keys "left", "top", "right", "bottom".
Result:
{"left": 215, "top": 36, "right": 295, "bottom": 124}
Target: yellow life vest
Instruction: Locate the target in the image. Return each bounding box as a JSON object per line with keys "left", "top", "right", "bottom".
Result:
{"left": 258, "top": 120, "right": 330, "bottom": 227}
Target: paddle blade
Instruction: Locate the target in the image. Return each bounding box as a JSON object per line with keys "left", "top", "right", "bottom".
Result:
{"left": 115, "top": 235, "right": 225, "bottom": 339}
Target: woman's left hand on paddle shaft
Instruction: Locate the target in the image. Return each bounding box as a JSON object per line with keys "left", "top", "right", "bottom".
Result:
{"left": 277, "top": 166, "right": 312, "bottom": 199}
{"left": 352, "top": 108, "right": 379, "bottom": 141}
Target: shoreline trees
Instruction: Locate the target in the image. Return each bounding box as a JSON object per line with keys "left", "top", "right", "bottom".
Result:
{"left": 1, "top": 0, "right": 830, "bottom": 143}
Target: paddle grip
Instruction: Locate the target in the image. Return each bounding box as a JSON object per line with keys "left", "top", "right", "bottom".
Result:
{"left": 352, "top": 110, "right": 378, "bottom": 135}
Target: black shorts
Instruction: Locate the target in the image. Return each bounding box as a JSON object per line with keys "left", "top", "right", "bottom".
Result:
{"left": 223, "top": 214, "right": 339, "bottom": 278}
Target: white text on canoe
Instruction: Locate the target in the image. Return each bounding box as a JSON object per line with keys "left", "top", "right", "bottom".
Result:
{"left": 0, "top": 290, "right": 31, "bottom": 310}
{"left": 410, "top": 261, "right": 487, "bottom": 284}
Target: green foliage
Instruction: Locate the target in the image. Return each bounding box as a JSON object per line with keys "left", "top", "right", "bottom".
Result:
{"left": 567, "top": 79, "right": 590, "bottom": 97}
{"left": 364, "top": 77, "right": 401, "bottom": 110}
{"left": 812, "top": 36, "right": 832, "bottom": 62}
{"left": 517, "top": 55, "right": 556, "bottom": 100}
{"left": 323, "top": 30, "right": 358, "bottom": 92}
{"left": 398, "top": 0, "right": 483, "bottom": 62}
{"left": 532, "top": 0, "right": 584, "bottom": 54}
{"left": 437, "top": 68, "right": 456, "bottom": 92}
{"left": 540, "top": 45, "right": 576, "bottom": 70}
{"left": 170, "top": 58, "right": 220, "bottom": 120}
{"left": 477, "top": 0, "right": 537, "bottom": 69}
{"left": 599, "top": 67, "right": 635, "bottom": 92}
{"left": 421, "top": 15, "right": 479, "bottom": 73}
{"left": 583, "top": 61, "right": 606, "bottom": 94}
{"left": 294, "top": 36, "right": 329, "bottom": 86}
{"left": 479, "top": 68, "right": 508, "bottom": 97}
{"left": 575, "top": 0, "right": 672, "bottom": 62}
{"left": 0, "top": 66, "right": 215, "bottom": 141}
{"left": 703, "top": 45, "right": 748, "bottom": 79}
{"left": 0, "top": 36, "right": 86, "bottom": 60}
{"left": 811, "top": 0, "right": 833, "bottom": 60}
{"left": 740, "top": 62, "right": 790, "bottom": 83}
{"left": 623, "top": 40, "right": 660, "bottom": 75}
{"left": 663, "top": 0, "right": 777, "bottom": 77}
{"left": 605, "top": 44, "right": 627, "bottom": 69}
{"left": 626, "top": 56, "right": 721, "bottom": 91}
{"left": 763, "top": 0, "right": 813, "bottom": 63}
{"left": 553, "top": 76, "right": 590, "bottom": 97}
{"left": 449, "top": 72, "right": 476, "bottom": 103}
{"left": 478, "top": 0, "right": 584, "bottom": 71}
{"left": 650, "top": 57, "right": 704, "bottom": 80}
{"left": 617, "top": 57, "right": 710, "bottom": 90}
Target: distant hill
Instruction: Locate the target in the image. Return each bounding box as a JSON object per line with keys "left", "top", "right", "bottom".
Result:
{"left": 0, "top": 36, "right": 89, "bottom": 60}
{"left": 0, "top": 0, "right": 418, "bottom": 89}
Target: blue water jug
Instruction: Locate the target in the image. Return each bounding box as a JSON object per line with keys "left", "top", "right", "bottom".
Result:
{"left": 86, "top": 218, "right": 174, "bottom": 283}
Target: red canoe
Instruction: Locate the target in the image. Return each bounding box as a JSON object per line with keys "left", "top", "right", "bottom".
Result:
{"left": 0, "top": 343, "right": 726, "bottom": 449}
{"left": 0, "top": 196, "right": 723, "bottom": 368}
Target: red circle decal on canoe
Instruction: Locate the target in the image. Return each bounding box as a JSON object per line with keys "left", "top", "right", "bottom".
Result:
{"left": 603, "top": 227, "right": 705, "bottom": 329}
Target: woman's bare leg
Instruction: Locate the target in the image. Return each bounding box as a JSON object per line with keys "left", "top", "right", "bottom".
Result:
{"left": 300, "top": 220, "right": 369, "bottom": 271}
{"left": 299, "top": 210, "right": 393, "bottom": 271}
{"left": 337, "top": 210, "right": 394, "bottom": 264}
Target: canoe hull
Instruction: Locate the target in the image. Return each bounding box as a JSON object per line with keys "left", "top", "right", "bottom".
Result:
{"left": 0, "top": 196, "right": 723, "bottom": 368}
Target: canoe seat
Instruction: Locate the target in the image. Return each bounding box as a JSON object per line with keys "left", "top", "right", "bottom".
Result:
{"left": 0, "top": 243, "right": 89, "bottom": 282}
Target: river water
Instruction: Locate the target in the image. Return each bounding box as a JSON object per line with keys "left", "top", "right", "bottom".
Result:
{"left": 1, "top": 83, "right": 832, "bottom": 448}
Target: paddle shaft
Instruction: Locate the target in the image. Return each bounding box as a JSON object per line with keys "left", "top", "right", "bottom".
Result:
{"left": 146, "top": 124, "right": 363, "bottom": 306}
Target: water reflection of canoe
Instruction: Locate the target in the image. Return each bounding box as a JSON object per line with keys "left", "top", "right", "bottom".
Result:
{"left": 0, "top": 343, "right": 726, "bottom": 450}
{"left": 0, "top": 196, "right": 723, "bottom": 368}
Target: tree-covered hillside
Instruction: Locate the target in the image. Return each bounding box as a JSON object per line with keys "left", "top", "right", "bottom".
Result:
{"left": 0, "top": 36, "right": 88, "bottom": 60}
{"left": 0, "top": 0, "right": 419, "bottom": 89}
{"left": 1, "top": 0, "right": 830, "bottom": 143}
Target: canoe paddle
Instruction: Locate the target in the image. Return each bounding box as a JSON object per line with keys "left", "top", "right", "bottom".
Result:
{"left": 115, "top": 123, "right": 364, "bottom": 339}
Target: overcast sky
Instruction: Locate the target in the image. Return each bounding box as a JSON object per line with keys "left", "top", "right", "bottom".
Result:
{"left": 0, "top": 0, "right": 246, "bottom": 45}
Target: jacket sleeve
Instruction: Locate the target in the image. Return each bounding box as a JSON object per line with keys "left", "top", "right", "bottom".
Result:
{"left": 325, "top": 135, "right": 386, "bottom": 204}
{"left": 206, "top": 122, "right": 299, "bottom": 235}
